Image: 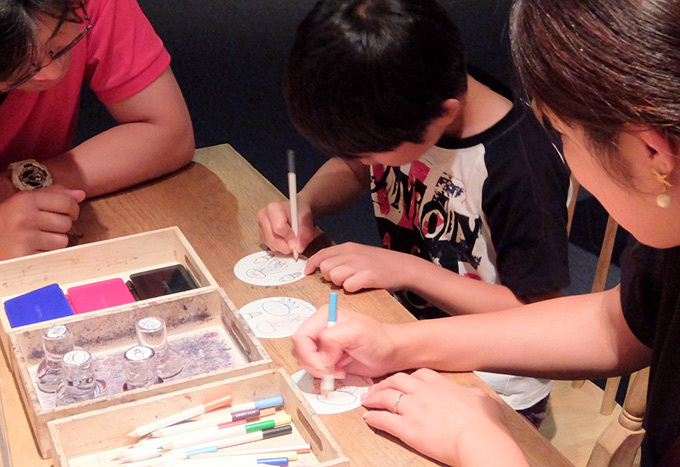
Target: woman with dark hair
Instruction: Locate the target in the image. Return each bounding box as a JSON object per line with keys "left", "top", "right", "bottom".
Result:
{"left": 0, "top": 0, "right": 194, "bottom": 260}
{"left": 292, "top": 0, "right": 680, "bottom": 465}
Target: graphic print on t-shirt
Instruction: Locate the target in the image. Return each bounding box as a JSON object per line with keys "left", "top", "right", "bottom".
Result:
{"left": 370, "top": 147, "right": 494, "bottom": 317}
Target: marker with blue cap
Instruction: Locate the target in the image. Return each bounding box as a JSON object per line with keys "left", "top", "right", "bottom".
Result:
{"left": 320, "top": 292, "right": 338, "bottom": 398}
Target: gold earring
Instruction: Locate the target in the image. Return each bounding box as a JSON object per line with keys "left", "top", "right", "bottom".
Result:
{"left": 653, "top": 169, "right": 672, "bottom": 208}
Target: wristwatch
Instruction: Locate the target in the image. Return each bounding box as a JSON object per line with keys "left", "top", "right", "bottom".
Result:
{"left": 8, "top": 159, "right": 53, "bottom": 191}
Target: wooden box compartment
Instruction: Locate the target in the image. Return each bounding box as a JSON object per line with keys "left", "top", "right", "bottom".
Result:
{"left": 0, "top": 227, "right": 219, "bottom": 360}
{"left": 48, "top": 368, "right": 348, "bottom": 466}
{"left": 9, "top": 288, "right": 272, "bottom": 458}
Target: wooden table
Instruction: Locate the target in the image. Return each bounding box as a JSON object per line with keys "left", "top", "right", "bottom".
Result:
{"left": 0, "top": 144, "right": 572, "bottom": 466}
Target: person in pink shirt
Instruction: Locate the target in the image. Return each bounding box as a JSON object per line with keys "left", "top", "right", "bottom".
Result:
{"left": 0, "top": 0, "right": 194, "bottom": 260}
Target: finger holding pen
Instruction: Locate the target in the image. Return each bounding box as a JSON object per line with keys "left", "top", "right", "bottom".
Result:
{"left": 256, "top": 200, "right": 315, "bottom": 256}
{"left": 292, "top": 304, "right": 345, "bottom": 378}
{"left": 292, "top": 305, "right": 402, "bottom": 379}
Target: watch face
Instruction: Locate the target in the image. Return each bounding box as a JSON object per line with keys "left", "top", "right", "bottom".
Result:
{"left": 9, "top": 159, "right": 53, "bottom": 191}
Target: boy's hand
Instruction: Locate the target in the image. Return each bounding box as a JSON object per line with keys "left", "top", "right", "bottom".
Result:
{"left": 292, "top": 305, "right": 401, "bottom": 379}
{"left": 0, "top": 185, "right": 86, "bottom": 260}
{"left": 257, "top": 200, "right": 315, "bottom": 256}
{"left": 304, "top": 242, "right": 417, "bottom": 292}
{"left": 361, "top": 369, "right": 527, "bottom": 467}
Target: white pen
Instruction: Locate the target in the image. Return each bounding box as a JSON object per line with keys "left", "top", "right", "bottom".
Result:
{"left": 127, "top": 395, "right": 233, "bottom": 438}
{"left": 152, "top": 403, "right": 280, "bottom": 437}
{"left": 160, "top": 414, "right": 292, "bottom": 451}
{"left": 287, "top": 149, "right": 299, "bottom": 261}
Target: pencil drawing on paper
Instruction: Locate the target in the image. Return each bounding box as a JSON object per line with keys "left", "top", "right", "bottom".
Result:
{"left": 233, "top": 251, "right": 307, "bottom": 286}
{"left": 239, "top": 297, "right": 316, "bottom": 338}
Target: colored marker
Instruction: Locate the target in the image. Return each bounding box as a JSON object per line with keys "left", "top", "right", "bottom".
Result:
{"left": 161, "top": 414, "right": 292, "bottom": 451}
{"left": 165, "top": 457, "right": 289, "bottom": 466}
{"left": 127, "top": 395, "right": 233, "bottom": 438}
{"left": 117, "top": 445, "right": 163, "bottom": 463}
{"left": 193, "top": 450, "right": 299, "bottom": 461}
{"left": 122, "top": 423, "right": 293, "bottom": 465}
{"left": 155, "top": 425, "right": 294, "bottom": 464}
{"left": 190, "top": 397, "right": 284, "bottom": 423}
{"left": 135, "top": 420, "right": 249, "bottom": 450}
{"left": 153, "top": 405, "right": 278, "bottom": 437}
{"left": 320, "top": 292, "right": 338, "bottom": 398}
{"left": 196, "top": 444, "right": 310, "bottom": 458}
{"left": 124, "top": 454, "right": 289, "bottom": 467}
{"left": 180, "top": 425, "right": 293, "bottom": 458}
{"left": 287, "top": 149, "right": 299, "bottom": 261}
{"left": 139, "top": 411, "right": 279, "bottom": 451}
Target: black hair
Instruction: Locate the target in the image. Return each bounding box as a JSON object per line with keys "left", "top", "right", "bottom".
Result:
{"left": 0, "top": 0, "right": 83, "bottom": 83}
{"left": 510, "top": 0, "right": 680, "bottom": 184}
{"left": 284, "top": 0, "right": 467, "bottom": 159}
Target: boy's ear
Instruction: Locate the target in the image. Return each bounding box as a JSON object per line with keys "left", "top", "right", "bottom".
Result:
{"left": 636, "top": 128, "right": 678, "bottom": 175}
{"left": 436, "top": 98, "right": 463, "bottom": 126}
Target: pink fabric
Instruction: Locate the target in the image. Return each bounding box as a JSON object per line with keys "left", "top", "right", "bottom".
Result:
{"left": 0, "top": 0, "right": 170, "bottom": 164}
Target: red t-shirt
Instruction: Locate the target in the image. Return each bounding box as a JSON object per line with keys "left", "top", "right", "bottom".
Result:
{"left": 0, "top": 0, "right": 171, "bottom": 163}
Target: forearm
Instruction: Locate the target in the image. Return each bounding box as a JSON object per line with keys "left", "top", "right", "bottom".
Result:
{"left": 404, "top": 259, "right": 523, "bottom": 314}
{"left": 456, "top": 427, "right": 529, "bottom": 467}
{"left": 45, "top": 120, "right": 194, "bottom": 197}
{"left": 389, "top": 287, "right": 652, "bottom": 379}
{"left": 298, "top": 158, "right": 369, "bottom": 218}
{"left": 42, "top": 68, "right": 194, "bottom": 198}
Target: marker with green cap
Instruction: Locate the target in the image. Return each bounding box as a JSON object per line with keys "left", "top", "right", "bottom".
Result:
{"left": 161, "top": 414, "right": 292, "bottom": 451}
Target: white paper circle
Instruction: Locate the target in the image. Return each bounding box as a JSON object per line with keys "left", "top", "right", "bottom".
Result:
{"left": 233, "top": 252, "right": 307, "bottom": 286}
{"left": 239, "top": 297, "right": 316, "bottom": 338}
{"left": 291, "top": 370, "right": 372, "bottom": 415}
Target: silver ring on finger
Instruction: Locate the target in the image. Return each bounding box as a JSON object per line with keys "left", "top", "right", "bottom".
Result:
{"left": 394, "top": 392, "right": 405, "bottom": 415}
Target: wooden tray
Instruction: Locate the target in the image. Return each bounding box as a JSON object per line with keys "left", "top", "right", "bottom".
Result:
{"left": 0, "top": 227, "right": 219, "bottom": 361}
{"left": 48, "top": 368, "right": 348, "bottom": 466}
{"left": 9, "top": 288, "right": 272, "bottom": 458}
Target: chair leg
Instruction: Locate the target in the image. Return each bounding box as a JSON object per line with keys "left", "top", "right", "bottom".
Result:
{"left": 586, "top": 368, "right": 650, "bottom": 467}
{"left": 600, "top": 376, "right": 622, "bottom": 416}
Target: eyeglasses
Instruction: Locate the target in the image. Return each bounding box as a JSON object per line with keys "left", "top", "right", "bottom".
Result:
{"left": 0, "top": 1, "right": 92, "bottom": 93}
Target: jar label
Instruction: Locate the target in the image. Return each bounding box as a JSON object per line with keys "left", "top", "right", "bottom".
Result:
{"left": 46, "top": 325, "right": 68, "bottom": 339}
{"left": 63, "top": 350, "right": 90, "bottom": 365}
{"left": 138, "top": 317, "right": 163, "bottom": 331}
{"left": 125, "top": 346, "right": 154, "bottom": 361}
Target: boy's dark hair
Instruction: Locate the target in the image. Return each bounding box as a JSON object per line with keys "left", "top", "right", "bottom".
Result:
{"left": 0, "top": 0, "right": 82, "bottom": 83}
{"left": 284, "top": 0, "right": 467, "bottom": 159}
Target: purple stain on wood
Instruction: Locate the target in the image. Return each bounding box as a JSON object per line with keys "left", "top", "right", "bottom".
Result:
{"left": 30, "top": 326, "right": 240, "bottom": 409}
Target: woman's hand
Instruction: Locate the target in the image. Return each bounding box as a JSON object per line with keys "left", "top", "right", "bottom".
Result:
{"left": 292, "top": 306, "right": 401, "bottom": 379}
{"left": 361, "top": 369, "right": 529, "bottom": 466}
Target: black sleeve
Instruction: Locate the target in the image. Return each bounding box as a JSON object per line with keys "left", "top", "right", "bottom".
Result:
{"left": 482, "top": 105, "right": 571, "bottom": 298}
{"left": 619, "top": 239, "right": 663, "bottom": 347}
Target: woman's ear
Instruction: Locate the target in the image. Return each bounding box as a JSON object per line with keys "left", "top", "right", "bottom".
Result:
{"left": 637, "top": 128, "right": 678, "bottom": 175}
